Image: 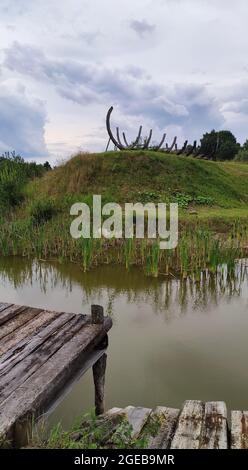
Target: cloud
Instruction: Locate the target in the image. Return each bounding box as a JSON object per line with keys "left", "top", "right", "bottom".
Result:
{"left": 0, "top": 86, "right": 48, "bottom": 158}
{"left": 4, "top": 41, "right": 224, "bottom": 144}
{"left": 129, "top": 19, "right": 156, "bottom": 37}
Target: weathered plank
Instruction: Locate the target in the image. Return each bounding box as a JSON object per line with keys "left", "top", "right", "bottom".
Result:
{"left": 0, "top": 312, "right": 76, "bottom": 372}
{"left": 95, "top": 408, "right": 127, "bottom": 446}
{"left": 0, "top": 303, "right": 12, "bottom": 314}
{"left": 123, "top": 406, "right": 152, "bottom": 438}
{"left": 170, "top": 400, "right": 204, "bottom": 449}
{"left": 200, "top": 401, "right": 227, "bottom": 449}
{"left": 0, "top": 317, "right": 112, "bottom": 442}
{"left": 0, "top": 307, "right": 43, "bottom": 341}
{"left": 0, "top": 310, "right": 58, "bottom": 357}
{"left": 0, "top": 305, "right": 28, "bottom": 328}
{"left": 141, "top": 406, "right": 179, "bottom": 449}
{"left": 107, "top": 408, "right": 124, "bottom": 415}
{"left": 0, "top": 314, "right": 90, "bottom": 404}
{"left": 231, "top": 411, "right": 248, "bottom": 449}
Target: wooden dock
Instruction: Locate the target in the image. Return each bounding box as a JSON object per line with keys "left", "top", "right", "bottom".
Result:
{"left": 0, "top": 302, "right": 112, "bottom": 447}
{"left": 92, "top": 402, "right": 248, "bottom": 449}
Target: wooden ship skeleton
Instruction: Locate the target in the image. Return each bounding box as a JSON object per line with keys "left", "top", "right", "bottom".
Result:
{"left": 106, "top": 106, "right": 218, "bottom": 160}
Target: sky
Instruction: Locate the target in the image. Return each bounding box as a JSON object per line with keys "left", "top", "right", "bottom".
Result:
{"left": 0, "top": 0, "right": 248, "bottom": 163}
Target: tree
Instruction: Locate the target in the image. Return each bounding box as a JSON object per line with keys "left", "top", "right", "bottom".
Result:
{"left": 242, "top": 139, "right": 248, "bottom": 152}
{"left": 43, "top": 161, "right": 52, "bottom": 171}
{"left": 200, "top": 130, "right": 239, "bottom": 161}
{"left": 235, "top": 149, "right": 248, "bottom": 162}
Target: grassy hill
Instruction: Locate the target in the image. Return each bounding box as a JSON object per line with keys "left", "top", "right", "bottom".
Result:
{"left": 26, "top": 151, "right": 248, "bottom": 214}
{"left": 0, "top": 150, "right": 247, "bottom": 273}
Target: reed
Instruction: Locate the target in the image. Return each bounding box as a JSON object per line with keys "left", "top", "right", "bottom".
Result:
{"left": 0, "top": 214, "right": 247, "bottom": 277}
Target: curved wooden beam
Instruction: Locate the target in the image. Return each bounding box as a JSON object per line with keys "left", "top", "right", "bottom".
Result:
{"left": 204, "top": 136, "right": 219, "bottom": 160}
{"left": 177, "top": 140, "right": 188, "bottom": 155}
{"left": 132, "top": 126, "right": 143, "bottom": 148}
{"left": 167, "top": 136, "right": 177, "bottom": 152}
{"left": 123, "top": 126, "right": 143, "bottom": 149}
{"left": 154, "top": 133, "right": 166, "bottom": 151}
{"left": 122, "top": 132, "right": 129, "bottom": 147}
{"left": 143, "top": 129, "right": 153, "bottom": 149}
{"left": 187, "top": 140, "right": 197, "bottom": 156}
{"left": 116, "top": 127, "right": 126, "bottom": 148}
{"left": 106, "top": 107, "right": 125, "bottom": 150}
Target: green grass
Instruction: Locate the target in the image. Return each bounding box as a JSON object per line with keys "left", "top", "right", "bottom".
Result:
{"left": 26, "top": 411, "right": 149, "bottom": 449}
{"left": 26, "top": 151, "right": 248, "bottom": 209}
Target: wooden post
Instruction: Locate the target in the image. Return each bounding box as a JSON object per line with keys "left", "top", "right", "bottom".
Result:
{"left": 91, "top": 305, "right": 104, "bottom": 325}
{"left": 91, "top": 305, "right": 107, "bottom": 415}
{"left": 93, "top": 353, "right": 107, "bottom": 416}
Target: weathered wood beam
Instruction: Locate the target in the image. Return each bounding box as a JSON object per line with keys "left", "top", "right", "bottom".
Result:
{"left": 106, "top": 107, "right": 125, "bottom": 150}
{"left": 231, "top": 411, "right": 248, "bottom": 449}
{"left": 200, "top": 401, "right": 228, "bottom": 449}
{"left": 171, "top": 400, "right": 204, "bottom": 449}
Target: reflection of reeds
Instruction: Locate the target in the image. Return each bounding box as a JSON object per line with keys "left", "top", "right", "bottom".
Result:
{"left": 0, "top": 258, "right": 247, "bottom": 320}
{"left": 0, "top": 217, "right": 247, "bottom": 276}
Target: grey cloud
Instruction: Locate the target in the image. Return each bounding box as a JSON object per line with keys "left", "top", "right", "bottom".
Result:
{"left": 0, "top": 87, "right": 48, "bottom": 158}
{"left": 4, "top": 41, "right": 224, "bottom": 143}
{"left": 129, "top": 19, "right": 156, "bottom": 37}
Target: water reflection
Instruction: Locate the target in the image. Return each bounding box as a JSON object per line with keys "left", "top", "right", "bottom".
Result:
{"left": 0, "top": 257, "right": 248, "bottom": 426}
{"left": 0, "top": 257, "right": 247, "bottom": 320}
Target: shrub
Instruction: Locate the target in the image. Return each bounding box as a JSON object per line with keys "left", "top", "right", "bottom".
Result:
{"left": 0, "top": 152, "right": 50, "bottom": 212}
{"left": 172, "top": 193, "right": 214, "bottom": 208}
{"left": 29, "top": 198, "right": 58, "bottom": 225}
{"left": 235, "top": 149, "right": 248, "bottom": 162}
{"left": 0, "top": 165, "right": 24, "bottom": 210}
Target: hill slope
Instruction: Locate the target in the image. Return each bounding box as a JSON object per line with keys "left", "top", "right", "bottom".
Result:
{"left": 28, "top": 151, "right": 248, "bottom": 210}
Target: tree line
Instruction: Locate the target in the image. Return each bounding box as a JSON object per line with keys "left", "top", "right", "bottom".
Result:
{"left": 200, "top": 130, "right": 248, "bottom": 162}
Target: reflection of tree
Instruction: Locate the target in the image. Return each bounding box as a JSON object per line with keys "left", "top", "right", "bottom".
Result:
{"left": 0, "top": 257, "right": 247, "bottom": 321}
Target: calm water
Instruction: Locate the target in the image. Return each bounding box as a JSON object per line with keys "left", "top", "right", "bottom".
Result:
{"left": 0, "top": 257, "right": 248, "bottom": 428}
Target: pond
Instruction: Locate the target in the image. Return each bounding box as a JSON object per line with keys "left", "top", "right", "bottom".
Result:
{"left": 0, "top": 257, "right": 247, "bottom": 428}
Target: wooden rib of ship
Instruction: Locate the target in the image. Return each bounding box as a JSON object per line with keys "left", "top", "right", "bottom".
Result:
{"left": 0, "top": 301, "right": 112, "bottom": 447}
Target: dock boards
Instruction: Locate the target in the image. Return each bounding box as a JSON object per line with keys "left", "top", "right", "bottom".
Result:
{"left": 98, "top": 401, "right": 247, "bottom": 449}
{"left": 0, "top": 302, "right": 112, "bottom": 446}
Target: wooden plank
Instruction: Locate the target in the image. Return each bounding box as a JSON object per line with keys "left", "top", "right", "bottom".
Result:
{"left": 123, "top": 406, "right": 152, "bottom": 438}
{"left": 231, "top": 411, "right": 248, "bottom": 449}
{"left": 95, "top": 408, "right": 127, "bottom": 446}
{"left": 107, "top": 408, "right": 123, "bottom": 415}
{"left": 0, "top": 305, "right": 28, "bottom": 328}
{"left": 0, "top": 317, "right": 112, "bottom": 442}
{"left": 0, "top": 310, "right": 57, "bottom": 357}
{"left": 200, "top": 401, "right": 227, "bottom": 449}
{"left": 0, "top": 314, "right": 90, "bottom": 404}
{"left": 0, "top": 307, "right": 43, "bottom": 341}
{"left": 170, "top": 400, "right": 204, "bottom": 449}
{"left": 0, "top": 312, "right": 76, "bottom": 372}
{"left": 0, "top": 310, "right": 76, "bottom": 358}
{"left": 141, "top": 406, "right": 179, "bottom": 449}
{"left": 0, "top": 303, "right": 12, "bottom": 313}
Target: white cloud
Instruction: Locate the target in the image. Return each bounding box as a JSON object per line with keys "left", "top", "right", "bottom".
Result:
{"left": 0, "top": 0, "right": 248, "bottom": 160}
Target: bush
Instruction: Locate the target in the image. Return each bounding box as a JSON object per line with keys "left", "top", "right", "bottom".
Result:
{"left": 172, "top": 193, "right": 214, "bottom": 208}
{"left": 235, "top": 149, "right": 248, "bottom": 162}
{"left": 0, "top": 152, "right": 50, "bottom": 212}
{"left": 29, "top": 198, "right": 58, "bottom": 225}
{"left": 0, "top": 166, "right": 24, "bottom": 210}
